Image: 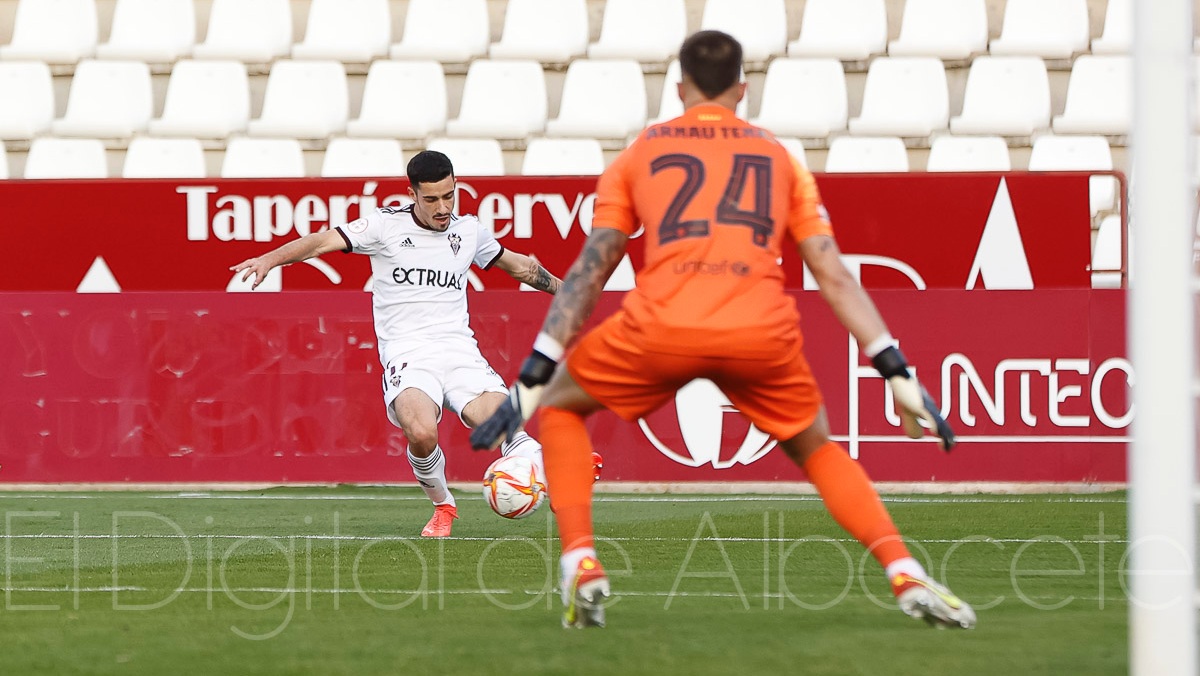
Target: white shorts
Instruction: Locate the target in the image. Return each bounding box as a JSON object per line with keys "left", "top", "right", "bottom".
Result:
{"left": 379, "top": 337, "right": 507, "bottom": 429}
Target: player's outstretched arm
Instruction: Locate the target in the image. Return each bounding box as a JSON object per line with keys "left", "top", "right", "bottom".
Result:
{"left": 470, "top": 227, "right": 628, "bottom": 450}
{"left": 799, "top": 234, "right": 956, "bottom": 451}
{"left": 228, "top": 230, "right": 347, "bottom": 290}
{"left": 492, "top": 249, "right": 562, "bottom": 295}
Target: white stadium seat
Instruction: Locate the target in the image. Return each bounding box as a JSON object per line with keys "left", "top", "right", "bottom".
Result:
{"left": 989, "top": 0, "right": 1089, "bottom": 60}
{"left": 1091, "top": 214, "right": 1124, "bottom": 288}
{"left": 823, "top": 136, "right": 909, "bottom": 173}
{"left": 652, "top": 59, "right": 748, "bottom": 124}
{"left": 444, "top": 60, "right": 546, "bottom": 140}
{"left": 1092, "top": 0, "right": 1132, "bottom": 55}
{"left": 1028, "top": 135, "right": 1116, "bottom": 216}
{"left": 848, "top": 57, "right": 948, "bottom": 138}
{"left": 750, "top": 58, "right": 847, "bottom": 139}
{"left": 51, "top": 60, "right": 153, "bottom": 138}
{"left": 587, "top": 0, "right": 686, "bottom": 63}
{"left": 246, "top": 60, "right": 349, "bottom": 139}
{"left": 192, "top": 0, "right": 293, "bottom": 63}
{"left": 0, "top": 61, "right": 55, "bottom": 140}
{"left": 1052, "top": 56, "right": 1132, "bottom": 136}
{"left": 546, "top": 60, "right": 646, "bottom": 140}
{"left": 292, "top": 0, "right": 390, "bottom": 64}
{"left": 149, "top": 60, "right": 250, "bottom": 138}
{"left": 95, "top": 0, "right": 196, "bottom": 63}
{"left": 346, "top": 61, "right": 447, "bottom": 139}
{"left": 700, "top": 0, "right": 787, "bottom": 63}
{"left": 925, "top": 136, "right": 1012, "bottom": 172}
{"left": 489, "top": 0, "right": 588, "bottom": 62}
{"left": 389, "top": 0, "right": 489, "bottom": 63}
{"left": 950, "top": 56, "right": 1051, "bottom": 137}
{"left": 0, "top": 143, "right": 8, "bottom": 179}
{"left": 775, "top": 138, "right": 809, "bottom": 167}
{"left": 787, "top": 0, "right": 887, "bottom": 62}
{"left": 121, "top": 137, "right": 207, "bottom": 178}
{"left": 221, "top": 137, "right": 305, "bottom": 178}
{"left": 0, "top": 0, "right": 98, "bottom": 65}
{"left": 320, "top": 138, "right": 406, "bottom": 177}
{"left": 427, "top": 138, "right": 505, "bottom": 176}
{"left": 887, "top": 0, "right": 988, "bottom": 60}
{"left": 521, "top": 138, "right": 605, "bottom": 175}
{"left": 24, "top": 138, "right": 108, "bottom": 179}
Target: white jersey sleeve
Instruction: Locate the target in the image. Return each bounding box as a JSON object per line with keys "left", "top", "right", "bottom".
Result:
{"left": 472, "top": 220, "right": 504, "bottom": 269}
{"left": 338, "top": 210, "right": 386, "bottom": 255}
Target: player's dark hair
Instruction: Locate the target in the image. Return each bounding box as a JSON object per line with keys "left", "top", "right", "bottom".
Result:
{"left": 407, "top": 150, "right": 455, "bottom": 189}
{"left": 678, "top": 30, "right": 742, "bottom": 99}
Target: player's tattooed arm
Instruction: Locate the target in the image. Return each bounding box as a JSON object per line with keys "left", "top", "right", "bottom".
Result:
{"left": 541, "top": 227, "right": 629, "bottom": 347}
{"left": 494, "top": 250, "right": 562, "bottom": 294}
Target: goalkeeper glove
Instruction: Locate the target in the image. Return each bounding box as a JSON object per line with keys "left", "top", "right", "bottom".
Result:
{"left": 872, "top": 344, "right": 956, "bottom": 452}
{"left": 469, "top": 349, "right": 557, "bottom": 451}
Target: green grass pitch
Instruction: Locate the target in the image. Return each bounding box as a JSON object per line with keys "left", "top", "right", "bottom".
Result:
{"left": 0, "top": 488, "right": 1127, "bottom": 675}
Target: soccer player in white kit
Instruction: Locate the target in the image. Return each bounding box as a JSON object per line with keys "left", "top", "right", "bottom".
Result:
{"left": 230, "top": 150, "right": 571, "bottom": 537}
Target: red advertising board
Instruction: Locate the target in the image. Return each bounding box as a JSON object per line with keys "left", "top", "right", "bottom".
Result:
{"left": 0, "top": 175, "right": 1125, "bottom": 484}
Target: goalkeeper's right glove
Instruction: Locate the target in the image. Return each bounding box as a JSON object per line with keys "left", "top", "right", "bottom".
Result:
{"left": 470, "top": 349, "right": 557, "bottom": 451}
{"left": 872, "top": 344, "right": 956, "bottom": 452}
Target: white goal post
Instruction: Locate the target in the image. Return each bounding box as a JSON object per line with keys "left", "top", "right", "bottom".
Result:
{"left": 1130, "top": 1, "right": 1197, "bottom": 673}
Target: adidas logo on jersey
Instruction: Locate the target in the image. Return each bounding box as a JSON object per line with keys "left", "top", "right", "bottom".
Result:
{"left": 399, "top": 237, "right": 415, "bottom": 248}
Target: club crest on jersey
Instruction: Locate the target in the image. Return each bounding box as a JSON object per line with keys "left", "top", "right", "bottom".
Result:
{"left": 448, "top": 233, "right": 461, "bottom": 256}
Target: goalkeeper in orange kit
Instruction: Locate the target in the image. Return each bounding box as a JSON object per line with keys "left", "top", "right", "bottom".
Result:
{"left": 472, "top": 30, "right": 975, "bottom": 630}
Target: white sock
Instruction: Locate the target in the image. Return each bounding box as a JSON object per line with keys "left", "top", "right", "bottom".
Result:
{"left": 885, "top": 557, "right": 927, "bottom": 582}
{"left": 501, "top": 431, "right": 544, "bottom": 473}
{"left": 408, "top": 446, "right": 455, "bottom": 506}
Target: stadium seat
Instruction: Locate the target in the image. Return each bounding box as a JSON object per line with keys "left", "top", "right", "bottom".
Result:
{"left": 521, "top": 138, "right": 605, "bottom": 175}
{"left": 51, "top": 59, "right": 153, "bottom": 138}
{"left": 700, "top": 0, "right": 787, "bottom": 63}
{"left": 346, "top": 61, "right": 447, "bottom": 139}
{"left": 95, "top": 0, "right": 196, "bottom": 63}
{"left": 0, "top": 0, "right": 97, "bottom": 65}
{"left": 887, "top": 0, "right": 988, "bottom": 60}
{"left": 925, "top": 136, "right": 1011, "bottom": 172}
{"left": 320, "top": 138, "right": 406, "bottom": 177}
{"left": 950, "top": 56, "right": 1051, "bottom": 137}
{"left": 1028, "top": 135, "right": 1116, "bottom": 216}
{"left": 389, "top": 0, "right": 489, "bottom": 63}
{"left": 1091, "top": 213, "right": 1124, "bottom": 288}
{"left": 148, "top": 60, "right": 249, "bottom": 138}
{"left": 1092, "top": 0, "right": 1132, "bottom": 55}
{"left": 121, "top": 137, "right": 207, "bottom": 178}
{"left": 292, "top": 0, "right": 390, "bottom": 64}
{"left": 220, "top": 137, "right": 306, "bottom": 178}
{"left": 444, "top": 60, "right": 546, "bottom": 140}
{"left": 489, "top": 0, "right": 588, "bottom": 62}
{"left": 750, "top": 58, "right": 847, "bottom": 140}
{"left": 989, "top": 0, "right": 1089, "bottom": 60}
{"left": 775, "top": 137, "right": 809, "bottom": 167}
{"left": 426, "top": 138, "right": 505, "bottom": 176}
{"left": 0, "top": 61, "right": 55, "bottom": 141}
{"left": 787, "top": 0, "right": 887, "bottom": 63}
{"left": 587, "top": 0, "right": 686, "bottom": 63}
{"left": 652, "top": 59, "right": 749, "bottom": 124}
{"left": 545, "top": 60, "right": 646, "bottom": 140}
{"left": 823, "top": 136, "right": 909, "bottom": 173}
{"left": 246, "top": 60, "right": 349, "bottom": 139}
{"left": 848, "top": 57, "right": 948, "bottom": 139}
{"left": 1052, "top": 56, "right": 1132, "bottom": 136}
{"left": 0, "top": 143, "right": 8, "bottom": 179}
{"left": 23, "top": 137, "right": 108, "bottom": 178}
{"left": 192, "top": 0, "right": 293, "bottom": 63}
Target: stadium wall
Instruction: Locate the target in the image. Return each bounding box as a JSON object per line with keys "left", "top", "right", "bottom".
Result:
{"left": 0, "top": 174, "right": 1127, "bottom": 486}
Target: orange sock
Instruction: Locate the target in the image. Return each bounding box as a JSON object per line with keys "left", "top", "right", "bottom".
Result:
{"left": 802, "top": 441, "right": 911, "bottom": 569}
{"left": 538, "top": 406, "right": 596, "bottom": 552}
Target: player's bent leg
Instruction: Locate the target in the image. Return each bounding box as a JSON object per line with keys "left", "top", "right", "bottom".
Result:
{"left": 394, "top": 390, "right": 458, "bottom": 536}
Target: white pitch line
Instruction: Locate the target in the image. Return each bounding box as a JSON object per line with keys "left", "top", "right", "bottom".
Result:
{"left": 0, "top": 494, "right": 1128, "bottom": 504}
{"left": 0, "top": 534, "right": 1129, "bottom": 544}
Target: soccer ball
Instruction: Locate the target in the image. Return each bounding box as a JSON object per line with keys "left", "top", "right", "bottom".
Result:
{"left": 482, "top": 455, "right": 547, "bottom": 519}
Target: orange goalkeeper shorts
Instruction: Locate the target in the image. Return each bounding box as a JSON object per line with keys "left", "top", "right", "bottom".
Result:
{"left": 565, "top": 312, "right": 825, "bottom": 441}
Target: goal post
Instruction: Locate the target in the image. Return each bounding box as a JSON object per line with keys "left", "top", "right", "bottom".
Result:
{"left": 1130, "top": 0, "right": 1197, "bottom": 673}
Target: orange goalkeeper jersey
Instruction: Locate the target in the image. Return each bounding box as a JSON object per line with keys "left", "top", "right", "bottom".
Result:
{"left": 593, "top": 104, "right": 834, "bottom": 358}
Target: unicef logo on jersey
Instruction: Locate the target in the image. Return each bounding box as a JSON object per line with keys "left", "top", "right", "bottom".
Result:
{"left": 637, "top": 379, "right": 776, "bottom": 468}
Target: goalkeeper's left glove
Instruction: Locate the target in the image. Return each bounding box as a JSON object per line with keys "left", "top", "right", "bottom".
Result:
{"left": 872, "top": 343, "right": 957, "bottom": 452}
{"left": 470, "top": 347, "right": 558, "bottom": 451}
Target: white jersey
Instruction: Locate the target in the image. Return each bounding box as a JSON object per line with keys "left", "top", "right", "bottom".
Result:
{"left": 336, "top": 204, "right": 503, "bottom": 351}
